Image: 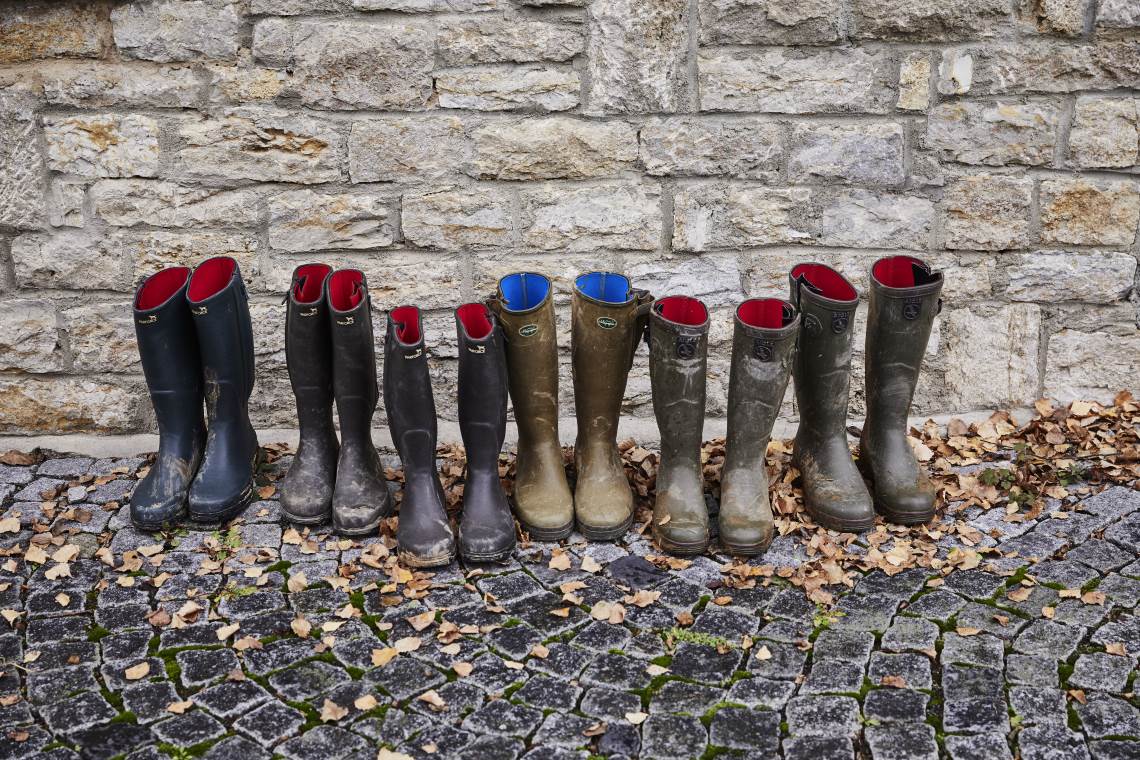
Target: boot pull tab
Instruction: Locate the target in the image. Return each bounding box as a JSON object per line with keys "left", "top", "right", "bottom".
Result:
{"left": 282, "top": 273, "right": 306, "bottom": 305}
{"left": 936, "top": 298, "right": 943, "bottom": 315}
{"left": 633, "top": 290, "right": 654, "bottom": 350}
{"left": 484, "top": 296, "right": 508, "bottom": 343}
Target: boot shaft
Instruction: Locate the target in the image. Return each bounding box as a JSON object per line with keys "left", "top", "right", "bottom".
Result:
{"left": 649, "top": 296, "right": 709, "bottom": 460}
{"left": 725, "top": 298, "right": 798, "bottom": 469}
{"left": 864, "top": 256, "right": 943, "bottom": 426}
{"left": 326, "top": 269, "right": 378, "bottom": 440}
{"left": 571, "top": 272, "right": 652, "bottom": 444}
{"left": 384, "top": 305, "right": 439, "bottom": 473}
{"left": 788, "top": 263, "right": 859, "bottom": 439}
{"left": 456, "top": 302, "right": 508, "bottom": 471}
{"left": 187, "top": 257, "right": 255, "bottom": 424}
{"left": 135, "top": 266, "right": 203, "bottom": 401}
{"left": 285, "top": 263, "right": 335, "bottom": 410}
{"left": 488, "top": 272, "right": 560, "bottom": 446}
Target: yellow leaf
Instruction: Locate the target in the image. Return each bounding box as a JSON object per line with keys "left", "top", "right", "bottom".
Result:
{"left": 291, "top": 617, "right": 312, "bottom": 638}
{"left": 371, "top": 648, "right": 398, "bottom": 667}
{"left": 581, "top": 556, "right": 603, "bottom": 574}
{"left": 1105, "top": 642, "right": 1127, "bottom": 657}
{"left": 377, "top": 750, "right": 416, "bottom": 760}
{"left": 166, "top": 700, "right": 193, "bottom": 714}
{"left": 417, "top": 690, "right": 446, "bottom": 710}
{"left": 124, "top": 662, "right": 150, "bottom": 680}
{"left": 354, "top": 694, "right": 379, "bottom": 711}
{"left": 216, "top": 622, "right": 240, "bottom": 640}
{"left": 530, "top": 644, "right": 549, "bottom": 659}
{"left": 394, "top": 637, "right": 422, "bottom": 653}
{"left": 548, "top": 552, "right": 572, "bottom": 571}
{"left": 54, "top": 593, "right": 70, "bottom": 607}
{"left": 1, "top": 609, "right": 23, "bottom": 626}
{"left": 955, "top": 627, "right": 981, "bottom": 637}
{"left": 452, "top": 661, "right": 473, "bottom": 677}
{"left": 320, "top": 699, "right": 348, "bottom": 722}
{"left": 755, "top": 645, "right": 773, "bottom": 661}
{"left": 287, "top": 572, "right": 308, "bottom": 593}
{"left": 406, "top": 611, "right": 436, "bottom": 632}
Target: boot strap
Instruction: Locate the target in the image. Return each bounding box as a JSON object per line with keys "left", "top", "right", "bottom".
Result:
{"left": 633, "top": 289, "right": 654, "bottom": 354}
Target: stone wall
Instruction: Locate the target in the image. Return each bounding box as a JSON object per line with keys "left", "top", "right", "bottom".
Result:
{"left": 0, "top": 0, "right": 1138, "bottom": 435}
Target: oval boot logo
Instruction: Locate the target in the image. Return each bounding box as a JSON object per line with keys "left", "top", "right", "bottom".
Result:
{"left": 753, "top": 338, "right": 773, "bottom": 362}
{"left": 519, "top": 324, "right": 539, "bottom": 338}
{"left": 831, "top": 311, "right": 849, "bottom": 334}
{"left": 902, "top": 298, "right": 922, "bottom": 321}
{"left": 676, "top": 336, "right": 698, "bottom": 359}
{"left": 803, "top": 314, "right": 822, "bottom": 336}
{"left": 596, "top": 317, "right": 618, "bottom": 330}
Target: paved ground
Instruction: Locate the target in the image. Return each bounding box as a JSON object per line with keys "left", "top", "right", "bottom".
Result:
{"left": 0, "top": 434, "right": 1137, "bottom": 760}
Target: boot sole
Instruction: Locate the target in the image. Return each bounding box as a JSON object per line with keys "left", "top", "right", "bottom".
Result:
{"left": 132, "top": 515, "right": 182, "bottom": 532}
{"left": 653, "top": 531, "right": 709, "bottom": 556}
{"left": 874, "top": 505, "right": 934, "bottom": 526}
{"left": 519, "top": 519, "right": 574, "bottom": 542}
{"left": 399, "top": 548, "right": 456, "bottom": 568}
{"left": 332, "top": 517, "right": 383, "bottom": 536}
{"left": 811, "top": 512, "right": 875, "bottom": 533}
{"left": 461, "top": 547, "right": 515, "bottom": 564}
{"left": 280, "top": 509, "right": 330, "bottom": 526}
{"left": 189, "top": 480, "right": 255, "bottom": 524}
{"left": 720, "top": 539, "right": 773, "bottom": 557}
{"left": 577, "top": 513, "right": 634, "bottom": 542}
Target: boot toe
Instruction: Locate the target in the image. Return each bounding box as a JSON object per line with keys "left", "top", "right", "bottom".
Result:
{"left": 655, "top": 519, "right": 709, "bottom": 554}
{"left": 280, "top": 481, "right": 333, "bottom": 523}
{"left": 459, "top": 522, "right": 516, "bottom": 563}
{"left": 875, "top": 488, "right": 935, "bottom": 524}
{"left": 719, "top": 522, "right": 772, "bottom": 555}
{"left": 189, "top": 482, "right": 253, "bottom": 523}
{"left": 333, "top": 503, "right": 386, "bottom": 535}
{"left": 131, "top": 492, "right": 186, "bottom": 529}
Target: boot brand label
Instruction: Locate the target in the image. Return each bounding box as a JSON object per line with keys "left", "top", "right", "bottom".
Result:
{"left": 596, "top": 317, "right": 617, "bottom": 330}
{"left": 136, "top": 315, "right": 157, "bottom": 325}
{"left": 191, "top": 306, "right": 208, "bottom": 316}
{"left": 830, "top": 311, "right": 849, "bottom": 334}
{"left": 300, "top": 307, "right": 319, "bottom": 317}
{"left": 336, "top": 316, "right": 354, "bottom": 326}
{"left": 676, "top": 336, "right": 698, "bottom": 359}
{"left": 519, "top": 324, "right": 539, "bottom": 337}
{"left": 803, "top": 314, "right": 822, "bottom": 336}
{"left": 404, "top": 348, "right": 423, "bottom": 359}
{"left": 902, "top": 298, "right": 922, "bottom": 320}
{"left": 468, "top": 344, "right": 486, "bottom": 354}
{"left": 753, "top": 338, "right": 774, "bottom": 361}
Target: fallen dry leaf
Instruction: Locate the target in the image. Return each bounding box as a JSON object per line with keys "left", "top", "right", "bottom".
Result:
{"left": 320, "top": 699, "right": 348, "bottom": 722}
{"left": 124, "top": 662, "right": 150, "bottom": 680}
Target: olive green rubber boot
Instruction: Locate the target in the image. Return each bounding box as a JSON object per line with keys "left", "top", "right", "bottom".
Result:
{"left": 488, "top": 273, "right": 574, "bottom": 541}
{"left": 860, "top": 256, "right": 944, "bottom": 524}
{"left": 571, "top": 272, "right": 652, "bottom": 541}
{"left": 720, "top": 298, "right": 799, "bottom": 555}
{"left": 789, "top": 263, "right": 874, "bottom": 532}
{"left": 649, "top": 296, "right": 710, "bottom": 555}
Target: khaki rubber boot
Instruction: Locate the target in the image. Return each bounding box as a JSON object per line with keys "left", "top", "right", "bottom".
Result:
{"left": 488, "top": 273, "right": 574, "bottom": 541}
{"left": 860, "top": 256, "right": 944, "bottom": 524}
{"left": 571, "top": 272, "right": 652, "bottom": 541}
{"left": 720, "top": 298, "right": 799, "bottom": 555}
{"left": 649, "top": 296, "right": 711, "bottom": 555}
{"left": 789, "top": 263, "right": 874, "bottom": 532}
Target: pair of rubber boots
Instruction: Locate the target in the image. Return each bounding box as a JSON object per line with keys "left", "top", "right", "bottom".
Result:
{"left": 131, "top": 257, "right": 259, "bottom": 529}
{"left": 488, "top": 272, "right": 653, "bottom": 542}
{"left": 278, "top": 265, "right": 392, "bottom": 535}
{"left": 649, "top": 255, "right": 943, "bottom": 555}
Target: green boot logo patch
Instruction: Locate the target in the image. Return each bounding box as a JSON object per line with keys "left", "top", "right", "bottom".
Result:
{"left": 519, "top": 324, "right": 539, "bottom": 337}
{"left": 596, "top": 317, "right": 617, "bottom": 330}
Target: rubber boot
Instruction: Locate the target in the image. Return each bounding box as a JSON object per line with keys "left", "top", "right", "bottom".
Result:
{"left": 326, "top": 269, "right": 392, "bottom": 535}
{"left": 456, "top": 303, "right": 516, "bottom": 562}
{"left": 571, "top": 272, "right": 653, "bottom": 541}
{"left": 384, "top": 305, "right": 456, "bottom": 567}
{"left": 186, "top": 257, "right": 260, "bottom": 523}
{"left": 649, "top": 296, "right": 710, "bottom": 555}
{"left": 280, "top": 263, "right": 338, "bottom": 525}
{"left": 860, "top": 256, "right": 944, "bottom": 524}
{"left": 789, "top": 263, "right": 874, "bottom": 532}
{"left": 487, "top": 273, "right": 574, "bottom": 541}
{"left": 719, "top": 299, "right": 799, "bottom": 555}
{"left": 131, "top": 267, "right": 206, "bottom": 530}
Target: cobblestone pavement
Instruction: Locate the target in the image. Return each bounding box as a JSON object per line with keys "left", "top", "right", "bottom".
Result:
{"left": 1, "top": 449, "right": 1138, "bottom": 760}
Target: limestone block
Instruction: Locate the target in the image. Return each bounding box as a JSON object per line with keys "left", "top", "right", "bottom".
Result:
{"left": 402, "top": 189, "right": 514, "bottom": 250}
{"left": 466, "top": 117, "right": 637, "bottom": 180}
{"left": 1039, "top": 179, "right": 1140, "bottom": 247}
{"left": 698, "top": 0, "right": 841, "bottom": 45}
{"left": 112, "top": 0, "right": 242, "bottom": 62}
{"left": 1004, "top": 252, "right": 1136, "bottom": 303}
{"left": 268, "top": 190, "right": 394, "bottom": 252}
{"left": 91, "top": 180, "right": 263, "bottom": 228}
{"left": 349, "top": 117, "right": 471, "bottom": 183}
{"left": 0, "top": 377, "right": 148, "bottom": 434}
{"left": 44, "top": 114, "right": 160, "bottom": 178}
{"left": 586, "top": 0, "right": 689, "bottom": 114}
{"left": 1068, "top": 97, "right": 1139, "bottom": 169}
{"left": 639, "top": 117, "right": 782, "bottom": 180}
{"left": 0, "top": 300, "right": 63, "bottom": 373}
{"left": 518, "top": 184, "right": 660, "bottom": 252}
{"left": 941, "top": 175, "right": 1033, "bottom": 251}
{"left": 0, "top": 2, "right": 109, "bottom": 63}
{"left": 926, "top": 102, "right": 1059, "bottom": 166}
{"left": 941, "top": 304, "right": 1042, "bottom": 409}
{"left": 436, "top": 65, "right": 580, "bottom": 111}
{"left": 788, "top": 122, "right": 905, "bottom": 186}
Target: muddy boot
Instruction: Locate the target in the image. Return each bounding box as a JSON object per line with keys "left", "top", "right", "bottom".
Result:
{"left": 861, "top": 256, "right": 944, "bottom": 524}
{"left": 719, "top": 299, "right": 799, "bottom": 555}
{"left": 280, "top": 264, "right": 338, "bottom": 525}
{"left": 131, "top": 267, "right": 206, "bottom": 530}
{"left": 186, "top": 257, "right": 260, "bottom": 523}
{"left": 456, "top": 303, "right": 516, "bottom": 562}
{"left": 384, "top": 306, "right": 456, "bottom": 567}
{"left": 488, "top": 273, "right": 574, "bottom": 541}
{"left": 789, "top": 263, "right": 874, "bottom": 532}
{"left": 571, "top": 272, "right": 653, "bottom": 541}
{"left": 649, "top": 296, "right": 711, "bottom": 555}
{"left": 326, "top": 269, "right": 392, "bottom": 536}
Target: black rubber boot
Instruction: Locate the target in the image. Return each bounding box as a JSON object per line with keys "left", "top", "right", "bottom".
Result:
{"left": 789, "top": 263, "right": 874, "bottom": 533}
{"left": 280, "top": 264, "right": 338, "bottom": 525}
{"left": 186, "top": 257, "right": 260, "bottom": 523}
{"left": 327, "top": 269, "right": 392, "bottom": 535}
{"left": 384, "top": 305, "right": 456, "bottom": 567}
{"left": 720, "top": 298, "right": 799, "bottom": 555}
{"left": 456, "top": 302, "right": 516, "bottom": 563}
{"left": 861, "top": 256, "right": 944, "bottom": 524}
{"left": 649, "top": 296, "right": 711, "bottom": 556}
{"left": 131, "top": 267, "right": 206, "bottom": 530}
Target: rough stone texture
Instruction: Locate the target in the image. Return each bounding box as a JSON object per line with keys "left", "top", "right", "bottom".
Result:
{"left": 0, "top": 0, "right": 1137, "bottom": 433}
{"left": 586, "top": 0, "right": 688, "bottom": 114}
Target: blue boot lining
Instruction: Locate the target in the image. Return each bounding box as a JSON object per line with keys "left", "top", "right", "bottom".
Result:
{"left": 575, "top": 271, "right": 630, "bottom": 304}
{"left": 500, "top": 272, "right": 551, "bottom": 312}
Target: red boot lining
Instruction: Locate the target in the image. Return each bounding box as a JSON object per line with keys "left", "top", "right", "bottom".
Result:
{"left": 872, "top": 256, "right": 923, "bottom": 288}
{"left": 657, "top": 295, "right": 708, "bottom": 326}
{"left": 457, "top": 303, "right": 493, "bottom": 340}
{"left": 328, "top": 269, "right": 364, "bottom": 311}
{"left": 791, "top": 263, "right": 857, "bottom": 301}
{"left": 293, "top": 263, "right": 331, "bottom": 303}
{"left": 187, "top": 257, "right": 236, "bottom": 303}
{"left": 136, "top": 267, "right": 191, "bottom": 310}
{"left": 391, "top": 305, "right": 421, "bottom": 344}
{"left": 738, "top": 298, "right": 790, "bottom": 329}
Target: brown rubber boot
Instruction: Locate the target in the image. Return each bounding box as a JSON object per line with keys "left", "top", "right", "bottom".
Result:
{"left": 860, "top": 256, "right": 944, "bottom": 524}
{"left": 488, "top": 273, "right": 574, "bottom": 541}
{"left": 649, "top": 296, "right": 711, "bottom": 555}
{"left": 789, "top": 263, "right": 874, "bottom": 532}
{"left": 571, "top": 272, "right": 653, "bottom": 541}
{"left": 719, "top": 298, "right": 799, "bottom": 555}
